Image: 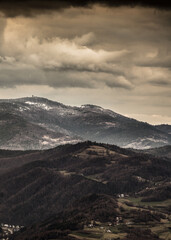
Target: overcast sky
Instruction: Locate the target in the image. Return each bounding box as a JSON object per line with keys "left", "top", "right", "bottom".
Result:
{"left": 0, "top": 0, "right": 170, "bottom": 124}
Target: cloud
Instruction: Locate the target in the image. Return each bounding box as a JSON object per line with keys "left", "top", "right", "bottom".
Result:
{"left": 73, "top": 32, "right": 96, "bottom": 46}
{"left": 0, "top": 56, "right": 16, "bottom": 64}
{"left": 0, "top": 17, "right": 6, "bottom": 53}
{"left": 0, "top": 6, "right": 170, "bottom": 103}
{"left": 0, "top": 32, "right": 133, "bottom": 89}
{"left": 0, "top": 0, "right": 171, "bottom": 17}
{"left": 136, "top": 48, "right": 171, "bottom": 69}
{"left": 149, "top": 78, "right": 171, "bottom": 86}
{"left": 105, "top": 76, "right": 134, "bottom": 89}
{"left": 0, "top": 66, "right": 132, "bottom": 90}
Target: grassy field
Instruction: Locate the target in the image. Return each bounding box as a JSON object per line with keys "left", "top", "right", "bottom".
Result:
{"left": 118, "top": 196, "right": 171, "bottom": 239}
{"left": 126, "top": 197, "right": 171, "bottom": 207}
{"left": 69, "top": 225, "right": 127, "bottom": 240}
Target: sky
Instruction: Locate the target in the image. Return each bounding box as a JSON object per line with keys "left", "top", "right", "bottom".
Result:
{"left": 0, "top": 0, "right": 171, "bottom": 124}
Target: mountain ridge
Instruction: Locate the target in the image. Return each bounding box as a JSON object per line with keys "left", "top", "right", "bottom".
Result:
{"left": 0, "top": 96, "right": 170, "bottom": 150}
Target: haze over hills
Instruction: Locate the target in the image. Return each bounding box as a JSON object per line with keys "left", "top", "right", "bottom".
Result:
{"left": 133, "top": 145, "right": 171, "bottom": 162}
{"left": 0, "top": 96, "right": 170, "bottom": 150}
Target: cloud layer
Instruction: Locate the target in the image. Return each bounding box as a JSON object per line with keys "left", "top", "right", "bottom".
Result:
{"left": 1, "top": 7, "right": 170, "bottom": 90}
{"left": 0, "top": 32, "right": 133, "bottom": 89}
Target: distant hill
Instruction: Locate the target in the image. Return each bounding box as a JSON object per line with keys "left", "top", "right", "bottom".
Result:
{"left": 155, "top": 124, "right": 171, "bottom": 135}
{"left": 0, "top": 96, "right": 170, "bottom": 150}
{"left": 0, "top": 141, "right": 170, "bottom": 226}
{"left": 133, "top": 145, "right": 171, "bottom": 162}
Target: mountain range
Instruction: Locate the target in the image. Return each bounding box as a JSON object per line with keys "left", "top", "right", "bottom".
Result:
{"left": 0, "top": 96, "right": 170, "bottom": 150}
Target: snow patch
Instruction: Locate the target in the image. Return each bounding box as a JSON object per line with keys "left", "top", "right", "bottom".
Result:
{"left": 145, "top": 137, "right": 168, "bottom": 143}
{"left": 25, "top": 101, "right": 53, "bottom": 110}
{"left": 55, "top": 107, "right": 78, "bottom": 116}
{"left": 104, "top": 122, "right": 116, "bottom": 127}
{"left": 18, "top": 106, "right": 30, "bottom": 112}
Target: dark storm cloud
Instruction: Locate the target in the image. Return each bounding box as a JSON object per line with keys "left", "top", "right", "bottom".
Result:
{"left": 0, "top": 0, "right": 171, "bottom": 16}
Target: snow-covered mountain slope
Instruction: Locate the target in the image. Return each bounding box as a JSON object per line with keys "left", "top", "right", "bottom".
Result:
{"left": 0, "top": 96, "right": 170, "bottom": 150}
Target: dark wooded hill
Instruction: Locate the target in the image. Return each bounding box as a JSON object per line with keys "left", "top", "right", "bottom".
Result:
{"left": 0, "top": 141, "right": 170, "bottom": 226}
{"left": 9, "top": 194, "right": 162, "bottom": 240}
